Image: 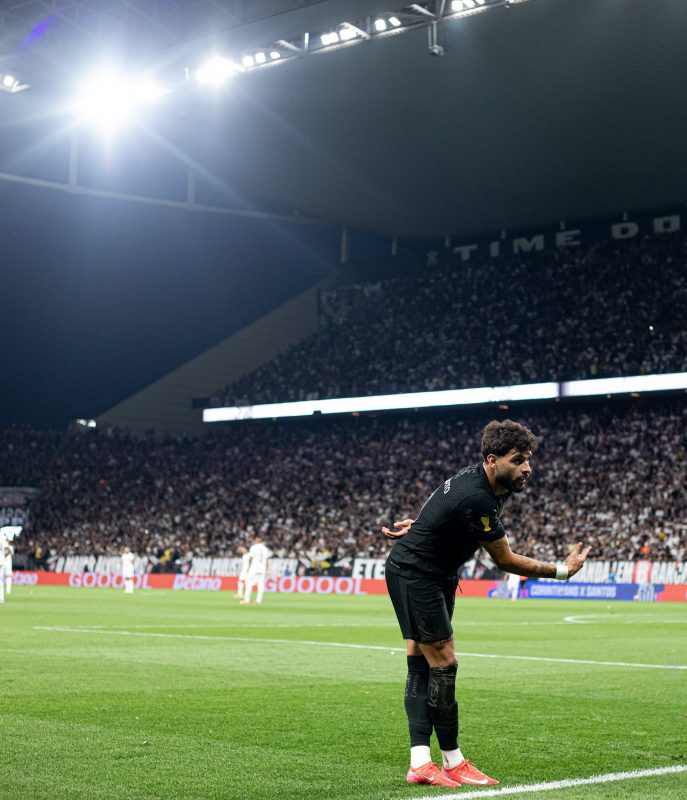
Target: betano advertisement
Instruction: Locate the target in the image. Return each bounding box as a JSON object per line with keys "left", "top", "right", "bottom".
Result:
{"left": 11, "top": 571, "right": 687, "bottom": 601}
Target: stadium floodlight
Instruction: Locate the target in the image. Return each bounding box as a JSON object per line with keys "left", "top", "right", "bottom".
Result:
{"left": 0, "top": 72, "right": 29, "bottom": 93}
{"left": 339, "top": 26, "right": 358, "bottom": 42}
{"left": 74, "top": 70, "right": 139, "bottom": 129}
{"left": 242, "top": 55, "right": 256, "bottom": 68}
{"left": 269, "top": 51, "right": 282, "bottom": 60}
{"left": 451, "top": 0, "right": 465, "bottom": 9}
{"left": 389, "top": 16, "right": 402, "bottom": 27}
{"left": 374, "top": 19, "right": 387, "bottom": 31}
{"left": 321, "top": 31, "right": 340, "bottom": 46}
{"left": 464, "top": 0, "right": 477, "bottom": 8}
{"left": 196, "top": 56, "right": 237, "bottom": 86}
{"left": 255, "top": 52, "right": 267, "bottom": 64}
{"left": 72, "top": 68, "right": 171, "bottom": 129}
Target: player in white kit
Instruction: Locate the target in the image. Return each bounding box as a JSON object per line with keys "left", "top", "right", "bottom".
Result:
{"left": 506, "top": 571, "right": 521, "bottom": 601}
{"left": 0, "top": 540, "right": 5, "bottom": 604}
{"left": 0, "top": 526, "right": 22, "bottom": 604}
{"left": 241, "top": 538, "right": 272, "bottom": 605}
{"left": 4, "top": 538, "right": 14, "bottom": 596}
{"left": 121, "top": 547, "right": 135, "bottom": 594}
{"left": 234, "top": 545, "right": 250, "bottom": 600}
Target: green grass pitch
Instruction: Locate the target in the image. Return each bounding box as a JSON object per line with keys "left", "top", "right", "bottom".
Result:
{"left": 3, "top": 586, "right": 686, "bottom": 800}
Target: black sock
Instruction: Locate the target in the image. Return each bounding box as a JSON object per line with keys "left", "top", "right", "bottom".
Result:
{"left": 404, "top": 655, "right": 432, "bottom": 747}
{"left": 427, "top": 665, "right": 458, "bottom": 751}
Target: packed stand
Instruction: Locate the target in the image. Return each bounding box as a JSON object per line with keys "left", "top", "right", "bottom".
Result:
{"left": 2, "top": 398, "right": 685, "bottom": 566}
{"left": 219, "top": 235, "right": 687, "bottom": 406}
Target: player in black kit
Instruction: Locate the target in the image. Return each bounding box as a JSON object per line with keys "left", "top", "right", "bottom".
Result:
{"left": 382, "top": 419, "right": 591, "bottom": 788}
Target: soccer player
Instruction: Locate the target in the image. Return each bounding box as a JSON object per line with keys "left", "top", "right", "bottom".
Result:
{"left": 0, "top": 539, "right": 5, "bottom": 605}
{"left": 241, "top": 538, "right": 272, "bottom": 605}
{"left": 234, "top": 545, "right": 250, "bottom": 600}
{"left": 382, "top": 419, "right": 591, "bottom": 788}
{"left": 121, "top": 546, "right": 135, "bottom": 594}
{"left": 3, "top": 538, "right": 14, "bottom": 596}
{"left": 506, "top": 570, "right": 521, "bottom": 602}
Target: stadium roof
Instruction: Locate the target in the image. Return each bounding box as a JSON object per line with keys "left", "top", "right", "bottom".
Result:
{"left": 1, "top": 0, "right": 686, "bottom": 238}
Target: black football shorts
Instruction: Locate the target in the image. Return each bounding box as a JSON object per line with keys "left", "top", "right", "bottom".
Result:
{"left": 385, "top": 558, "right": 458, "bottom": 643}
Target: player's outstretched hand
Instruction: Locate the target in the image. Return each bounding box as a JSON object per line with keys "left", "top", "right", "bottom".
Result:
{"left": 565, "top": 542, "right": 592, "bottom": 578}
{"left": 381, "top": 518, "right": 415, "bottom": 540}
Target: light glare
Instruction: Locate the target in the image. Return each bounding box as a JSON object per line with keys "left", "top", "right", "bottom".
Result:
{"left": 136, "top": 81, "right": 169, "bottom": 102}
{"left": 2, "top": 74, "right": 16, "bottom": 88}
{"left": 255, "top": 52, "right": 267, "bottom": 64}
{"left": 196, "top": 56, "right": 235, "bottom": 86}
{"left": 242, "top": 55, "right": 255, "bottom": 68}
{"left": 269, "top": 51, "right": 282, "bottom": 60}
{"left": 75, "top": 71, "right": 137, "bottom": 129}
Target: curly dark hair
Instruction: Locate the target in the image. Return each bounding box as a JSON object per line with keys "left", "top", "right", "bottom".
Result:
{"left": 480, "top": 419, "right": 539, "bottom": 460}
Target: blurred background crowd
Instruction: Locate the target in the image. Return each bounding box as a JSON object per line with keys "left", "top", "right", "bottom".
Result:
{"left": 220, "top": 236, "right": 687, "bottom": 406}
{"left": 3, "top": 398, "right": 685, "bottom": 566}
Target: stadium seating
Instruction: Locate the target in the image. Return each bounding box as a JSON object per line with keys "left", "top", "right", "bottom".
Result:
{"left": 217, "top": 235, "right": 687, "bottom": 406}
{"left": 3, "top": 397, "right": 685, "bottom": 563}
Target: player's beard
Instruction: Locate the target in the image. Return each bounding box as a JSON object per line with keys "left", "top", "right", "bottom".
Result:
{"left": 496, "top": 470, "right": 528, "bottom": 493}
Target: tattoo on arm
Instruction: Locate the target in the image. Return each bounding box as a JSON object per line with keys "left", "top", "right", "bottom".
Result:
{"left": 481, "top": 538, "right": 556, "bottom": 578}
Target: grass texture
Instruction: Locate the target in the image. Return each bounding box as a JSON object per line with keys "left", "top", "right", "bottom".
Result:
{"left": 2, "top": 586, "right": 686, "bottom": 800}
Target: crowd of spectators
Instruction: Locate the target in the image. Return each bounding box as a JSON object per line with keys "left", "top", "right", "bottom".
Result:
{"left": 2, "top": 397, "right": 685, "bottom": 565}
{"left": 219, "top": 235, "right": 687, "bottom": 406}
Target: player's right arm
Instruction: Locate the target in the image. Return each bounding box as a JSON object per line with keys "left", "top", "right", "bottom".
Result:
{"left": 480, "top": 536, "right": 591, "bottom": 580}
{"left": 381, "top": 518, "right": 415, "bottom": 540}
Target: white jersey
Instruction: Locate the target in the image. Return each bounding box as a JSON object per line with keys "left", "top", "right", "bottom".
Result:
{"left": 121, "top": 551, "right": 135, "bottom": 578}
{"left": 247, "top": 543, "right": 271, "bottom": 576}
{"left": 507, "top": 572, "right": 521, "bottom": 590}
{"left": 4, "top": 542, "right": 13, "bottom": 573}
{"left": 239, "top": 552, "right": 251, "bottom": 580}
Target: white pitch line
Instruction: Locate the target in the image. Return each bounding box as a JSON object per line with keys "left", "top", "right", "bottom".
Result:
{"left": 76, "top": 621, "right": 571, "bottom": 630}
{"left": 413, "top": 764, "right": 687, "bottom": 800}
{"left": 32, "top": 627, "right": 687, "bottom": 670}
{"left": 564, "top": 615, "right": 687, "bottom": 625}
{"left": 453, "top": 651, "right": 687, "bottom": 670}
{"left": 77, "top": 622, "right": 398, "bottom": 630}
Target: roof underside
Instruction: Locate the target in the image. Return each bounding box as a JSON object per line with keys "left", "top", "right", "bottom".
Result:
{"left": 1, "top": 0, "right": 686, "bottom": 238}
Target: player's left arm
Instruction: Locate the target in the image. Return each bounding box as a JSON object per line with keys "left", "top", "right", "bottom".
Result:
{"left": 480, "top": 535, "right": 591, "bottom": 580}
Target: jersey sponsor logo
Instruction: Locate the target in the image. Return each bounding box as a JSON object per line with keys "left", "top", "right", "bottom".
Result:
{"left": 443, "top": 479, "right": 451, "bottom": 494}
{"left": 480, "top": 516, "right": 492, "bottom": 532}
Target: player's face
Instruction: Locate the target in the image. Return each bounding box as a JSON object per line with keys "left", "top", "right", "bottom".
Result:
{"left": 494, "top": 449, "right": 532, "bottom": 493}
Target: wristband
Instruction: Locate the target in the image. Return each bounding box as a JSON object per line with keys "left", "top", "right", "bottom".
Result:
{"left": 554, "top": 563, "right": 569, "bottom": 581}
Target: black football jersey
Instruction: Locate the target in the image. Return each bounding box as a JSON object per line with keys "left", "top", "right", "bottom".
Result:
{"left": 389, "top": 462, "right": 508, "bottom": 578}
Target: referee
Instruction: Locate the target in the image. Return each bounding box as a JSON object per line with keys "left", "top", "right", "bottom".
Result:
{"left": 383, "top": 419, "right": 591, "bottom": 787}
